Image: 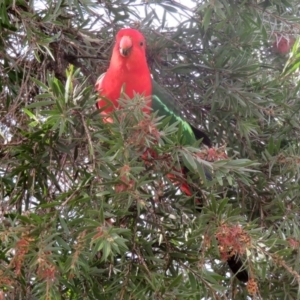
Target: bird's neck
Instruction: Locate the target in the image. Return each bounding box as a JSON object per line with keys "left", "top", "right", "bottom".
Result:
{"left": 109, "top": 53, "right": 149, "bottom": 75}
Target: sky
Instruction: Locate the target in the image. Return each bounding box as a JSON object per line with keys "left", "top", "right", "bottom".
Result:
{"left": 35, "top": 0, "right": 196, "bottom": 28}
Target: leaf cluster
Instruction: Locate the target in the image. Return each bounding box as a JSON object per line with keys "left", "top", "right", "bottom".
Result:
{"left": 1, "top": 0, "right": 300, "bottom": 299}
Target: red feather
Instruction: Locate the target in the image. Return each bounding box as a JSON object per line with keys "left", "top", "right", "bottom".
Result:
{"left": 96, "top": 28, "right": 152, "bottom": 115}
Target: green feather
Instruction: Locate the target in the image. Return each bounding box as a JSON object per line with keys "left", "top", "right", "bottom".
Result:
{"left": 151, "top": 79, "right": 196, "bottom": 145}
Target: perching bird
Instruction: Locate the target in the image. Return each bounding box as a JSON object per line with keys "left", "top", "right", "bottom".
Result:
{"left": 95, "top": 28, "right": 210, "bottom": 146}
{"left": 95, "top": 28, "right": 248, "bottom": 283}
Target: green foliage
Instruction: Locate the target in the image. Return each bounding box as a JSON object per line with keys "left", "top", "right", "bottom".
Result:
{"left": 1, "top": 0, "right": 300, "bottom": 299}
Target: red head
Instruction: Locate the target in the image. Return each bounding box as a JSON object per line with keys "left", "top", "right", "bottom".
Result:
{"left": 111, "top": 28, "right": 148, "bottom": 71}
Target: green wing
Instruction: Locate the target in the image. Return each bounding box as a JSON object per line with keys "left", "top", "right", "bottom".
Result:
{"left": 151, "top": 79, "right": 196, "bottom": 145}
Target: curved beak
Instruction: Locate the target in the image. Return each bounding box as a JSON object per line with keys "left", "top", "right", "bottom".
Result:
{"left": 119, "top": 35, "right": 132, "bottom": 57}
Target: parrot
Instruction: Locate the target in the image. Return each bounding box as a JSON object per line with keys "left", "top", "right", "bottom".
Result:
{"left": 95, "top": 28, "right": 248, "bottom": 283}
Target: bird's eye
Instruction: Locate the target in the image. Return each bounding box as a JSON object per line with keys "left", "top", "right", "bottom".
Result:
{"left": 140, "top": 41, "right": 144, "bottom": 46}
